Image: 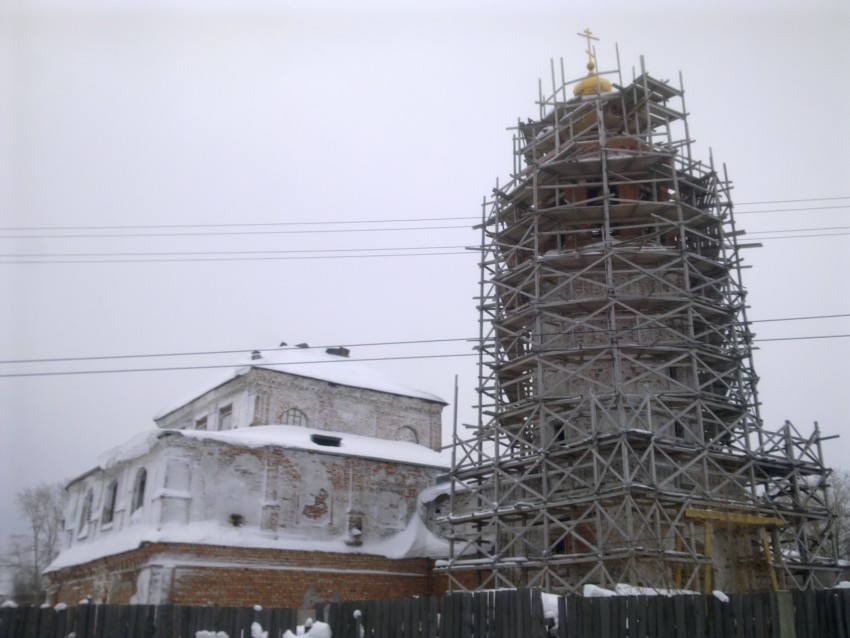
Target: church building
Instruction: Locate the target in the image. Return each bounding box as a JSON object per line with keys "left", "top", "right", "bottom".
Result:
{"left": 45, "top": 345, "right": 452, "bottom": 609}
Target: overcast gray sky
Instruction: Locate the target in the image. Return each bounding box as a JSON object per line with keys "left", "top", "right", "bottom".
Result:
{"left": 1, "top": 0, "right": 848, "bottom": 548}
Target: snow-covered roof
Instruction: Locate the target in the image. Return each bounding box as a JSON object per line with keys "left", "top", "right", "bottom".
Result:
{"left": 96, "top": 424, "right": 450, "bottom": 472}
{"left": 155, "top": 347, "right": 446, "bottom": 420}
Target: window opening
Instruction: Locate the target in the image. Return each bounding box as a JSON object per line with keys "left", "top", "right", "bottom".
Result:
{"left": 78, "top": 490, "right": 93, "bottom": 532}
{"left": 311, "top": 433, "right": 342, "bottom": 447}
{"left": 282, "top": 407, "right": 308, "bottom": 427}
{"left": 102, "top": 480, "right": 118, "bottom": 525}
{"left": 131, "top": 468, "right": 147, "bottom": 513}
{"left": 195, "top": 416, "right": 208, "bottom": 431}
{"left": 218, "top": 404, "right": 233, "bottom": 430}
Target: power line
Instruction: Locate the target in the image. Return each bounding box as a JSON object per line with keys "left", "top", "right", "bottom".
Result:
{"left": 734, "top": 205, "right": 849, "bottom": 215}
{"left": 745, "top": 225, "right": 850, "bottom": 235}
{"left": 0, "top": 216, "right": 480, "bottom": 233}
{"left": 0, "top": 197, "right": 846, "bottom": 236}
{"left": 746, "top": 231, "right": 850, "bottom": 241}
{"left": 0, "top": 314, "right": 850, "bottom": 377}
{"left": 736, "top": 196, "right": 850, "bottom": 206}
{"left": 3, "top": 314, "right": 846, "bottom": 366}
{"left": 0, "top": 251, "right": 471, "bottom": 265}
{"left": 0, "top": 224, "right": 473, "bottom": 240}
{"left": 1, "top": 225, "right": 849, "bottom": 264}
{"left": 0, "top": 337, "right": 476, "bottom": 365}
{"left": 2, "top": 333, "right": 847, "bottom": 379}
{"left": 0, "top": 352, "right": 479, "bottom": 378}
{"left": 751, "top": 313, "right": 850, "bottom": 324}
{"left": 757, "top": 334, "right": 850, "bottom": 343}
{"left": 0, "top": 245, "right": 468, "bottom": 259}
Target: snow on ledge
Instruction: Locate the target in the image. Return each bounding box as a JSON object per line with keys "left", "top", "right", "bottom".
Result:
{"left": 95, "top": 425, "right": 450, "bottom": 472}
{"left": 47, "top": 509, "right": 449, "bottom": 573}
{"left": 584, "top": 584, "right": 700, "bottom": 597}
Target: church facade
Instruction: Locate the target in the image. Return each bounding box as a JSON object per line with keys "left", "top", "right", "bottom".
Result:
{"left": 45, "top": 346, "right": 453, "bottom": 609}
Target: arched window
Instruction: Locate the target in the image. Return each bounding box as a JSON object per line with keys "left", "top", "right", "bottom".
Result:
{"left": 395, "top": 426, "right": 419, "bottom": 444}
{"left": 102, "top": 480, "right": 118, "bottom": 525}
{"left": 78, "top": 489, "right": 93, "bottom": 532}
{"left": 131, "top": 468, "right": 147, "bottom": 513}
{"left": 282, "top": 407, "right": 308, "bottom": 427}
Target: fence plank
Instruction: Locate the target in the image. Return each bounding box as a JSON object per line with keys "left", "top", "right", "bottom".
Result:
{"left": 563, "top": 595, "right": 576, "bottom": 638}
{"left": 424, "top": 595, "right": 435, "bottom": 638}
{"left": 801, "top": 589, "right": 817, "bottom": 638}
{"left": 0, "top": 608, "right": 16, "bottom": 638}
{"left": 624, "top": 596, "right": 637, "bottom": 638}
{"left": 20, "top": 606, "right": 37, "bottom": 638}
{"left": 731, "top": 594, "right": 745, "bottom": 638}
{"left": 33, "top": 608, "right": 52, "bottom": 638}
{"left": 471, "top": 592, "right": 483, "bottom": 638}
{"left": 531, "top": 589, "right": 545, "bottom": 638}
{"left": 3, "top": 589, "right": 848, "bottom": 638}
{"left": 493, "top": 590, "right": 508, "bottom": 638}
{"left": 512, "top": 589, "right": 523, "bottom": 638}
{"left": 754, "top": 593, "right": 767, "bottom": 638}
{"left": 613, "top": 596, "right": 627, "bottom": 638}
{"left": 661, "top": 596, "right": 677, "bottom": 637}
{"left": 587, "top": 595, "right": 599, "bottom": 638}
{"left": 97, "top": 605, "right": 117, "bottom": 638}
{"left": 841, "top": 590, "right": 850, "bottom": 638}
{"left": 371, "top": 598, "right": 383, "bottom": 638}
{"left": 765, "top": 593, "right": 778, "bottom": 638}
{"left": 690, "top": 595, "right": 702, "bottom": 638}
{"left": 78, "top": 603, "right": 95, "bottom": 638}
{"left": 384, "top": 598, "right": 397, "bottom": 638}
{"left": 555, "top": 595, "right": 567, "bottom": 638}
{"left": 506, "top": 589, "right": 517, "bottom": 638}
{"left": 673, "top": 596, "right": 687, "bottom": 638}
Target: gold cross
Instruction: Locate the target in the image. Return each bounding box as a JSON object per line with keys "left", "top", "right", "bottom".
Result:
{"left": 577, "top": 28, "right": 599, "bottom": 69}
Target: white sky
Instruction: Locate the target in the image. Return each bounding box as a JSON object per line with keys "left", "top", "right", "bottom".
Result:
{"left": 1, "top": 0, "right": 848, "bottom": 545}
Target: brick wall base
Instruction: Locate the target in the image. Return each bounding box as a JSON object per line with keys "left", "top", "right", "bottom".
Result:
{"left": 46, "top": 543, "right": 452, "bottom": 610}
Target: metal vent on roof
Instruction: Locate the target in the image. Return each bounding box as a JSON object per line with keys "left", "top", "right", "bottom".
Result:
{"left": 250, "top": 350, "right": 262, "bottom": 360}
{"left": 296, "top": 343, "right": 309, "bottom": 349}
{"left": 325, "top": 346, "right": 350, "bottom": 358}
{"left": 311, "top": 434, "right": 342, "bottom": 447}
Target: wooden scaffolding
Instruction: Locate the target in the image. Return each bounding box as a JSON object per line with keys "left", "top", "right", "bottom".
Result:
{"left": 440, "top": 50, "right": 840, "bottom": 595}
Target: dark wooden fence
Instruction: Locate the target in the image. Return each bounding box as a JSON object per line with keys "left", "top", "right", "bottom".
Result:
{"left": 1, "top": 588, "right": 849, "bottom": 638}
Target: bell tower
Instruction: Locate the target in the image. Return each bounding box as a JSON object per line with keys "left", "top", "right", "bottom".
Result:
{"left": 441, "top": 36, "right": 840, "bottom": 594}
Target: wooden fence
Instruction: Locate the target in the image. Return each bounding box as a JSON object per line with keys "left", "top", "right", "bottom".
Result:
{"left": 1, "top": 588, "right": 849, "bottom": 638}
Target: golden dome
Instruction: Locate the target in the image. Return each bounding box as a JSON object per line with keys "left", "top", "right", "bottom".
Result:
{"left": 573, "top": 28, "right": 612, "bottom": 97}
{"left": 573, "top": 62, "right": 613, "bottom": 97}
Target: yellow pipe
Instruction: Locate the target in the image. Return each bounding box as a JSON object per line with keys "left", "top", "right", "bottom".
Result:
{"left": 761, "top": 528, "right": 779, "bottom": 592}
{"left": 704, "top": 522, "right": 714, "bottom": 593}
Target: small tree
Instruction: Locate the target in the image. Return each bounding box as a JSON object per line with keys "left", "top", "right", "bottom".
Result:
{"left": 831, "top": 469, "right": 850, "bottom": 562}
{"left": 5, "top": 483, "right": 65, "bottom": 605}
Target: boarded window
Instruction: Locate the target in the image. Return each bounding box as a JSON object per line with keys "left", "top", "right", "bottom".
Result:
{"left": 395, "top": 426, "right": 418, "bottom": 444}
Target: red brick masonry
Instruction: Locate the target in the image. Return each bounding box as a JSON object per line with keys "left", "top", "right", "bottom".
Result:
{"left": 47, "top": 543, "right": 452, "bottom": 609}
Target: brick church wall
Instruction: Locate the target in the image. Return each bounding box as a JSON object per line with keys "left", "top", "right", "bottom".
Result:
{"left": 47, "top": 543, "right": 451, "bottom": 610}
{"left": 155, "top": 367, "right": 444, "bottom": 451}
